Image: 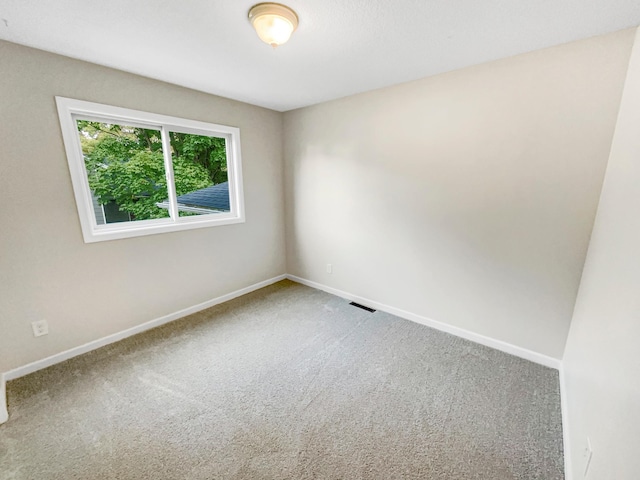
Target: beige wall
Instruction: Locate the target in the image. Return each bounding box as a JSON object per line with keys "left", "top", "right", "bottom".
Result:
{"left": 563, "top": 27, "right": 640, "bottom": 479}
{"left": 0, "top": 41, "right": 286, "bottom": 372}
{"left": 2, "top": 25, "right": 640, "bottom": 474}
{"left": 283, "top": 29, "right": 635, "bottom": 359}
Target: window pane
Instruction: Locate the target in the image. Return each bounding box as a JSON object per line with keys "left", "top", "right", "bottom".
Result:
{"left": 168, "top": 132, "right": 230, "bottom": 217}
{"left": 76, "top": 120, "right": 170, "bottom": 224}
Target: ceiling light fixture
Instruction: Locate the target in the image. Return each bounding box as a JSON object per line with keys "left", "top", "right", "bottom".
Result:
{"left": 248, "top": 3, "right": 298, "bottom": 48}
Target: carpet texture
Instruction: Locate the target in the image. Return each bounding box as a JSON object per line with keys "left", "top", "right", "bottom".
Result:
{"left": 0, "top": 280, "right": 564, "bottom": 479}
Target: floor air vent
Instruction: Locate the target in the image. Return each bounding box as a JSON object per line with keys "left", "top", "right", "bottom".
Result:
{"left": 349, "top": 302, "right": 376, "bottom": 313}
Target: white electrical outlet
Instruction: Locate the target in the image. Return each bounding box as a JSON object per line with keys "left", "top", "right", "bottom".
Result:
{"left": 326, "top": 263, "right": 332, "bottom": 274}
{"left": 583, "top": 437, "right": 593, "bottom": 477}
{"left": 31, "top": 320, "right": 49, "bottom": 337}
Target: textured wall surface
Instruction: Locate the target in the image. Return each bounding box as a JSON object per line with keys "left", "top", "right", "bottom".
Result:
{"left": 284, "top": 29, "right": 635, "bottom": 359}
{"left": 0, "top": 41, "right": 286, "bottom": 372}
{"left": 563, "top": 27, "right": 640, "bottom": 480}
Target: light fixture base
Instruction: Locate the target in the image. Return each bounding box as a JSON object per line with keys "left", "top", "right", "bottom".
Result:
{"left": 248, "top": 3, "right": 299, "bottom": 48}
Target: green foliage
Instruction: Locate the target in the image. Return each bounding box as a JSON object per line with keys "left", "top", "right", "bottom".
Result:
{"left": 173, "top": 156, "right": 216, "bottom": 195}
{"left": 89, "top": 151, "right": 167, "bottom": 220}
{"left": 78, "top": 120, "right": 227, "bottom": 221}
{"left": 169, "top": 132, "right": 228, "bottom": 185}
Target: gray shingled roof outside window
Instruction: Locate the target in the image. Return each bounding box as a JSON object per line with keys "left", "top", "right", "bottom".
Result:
{"left": 156, "top": 181, "right": 230, "bottom": 213}
{"left": 177, "top": 182, "right": 230, "bottom": 211}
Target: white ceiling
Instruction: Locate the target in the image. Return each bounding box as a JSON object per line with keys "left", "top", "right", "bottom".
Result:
{"left": 1, "top": 0, "right": 639, "bottom": 111}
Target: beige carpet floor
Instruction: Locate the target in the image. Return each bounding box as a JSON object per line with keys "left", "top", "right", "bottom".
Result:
{"left": 0, "top": 280, "right": 564, "bottom": 479}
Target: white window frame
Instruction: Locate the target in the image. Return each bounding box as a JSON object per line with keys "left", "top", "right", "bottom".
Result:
{"left": 56, "top": 97, "right": 245, "bottom": 243}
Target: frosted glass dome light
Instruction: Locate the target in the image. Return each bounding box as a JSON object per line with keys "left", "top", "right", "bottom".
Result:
{"left": 249, "top": 3, "right": 299, "bottom": 48}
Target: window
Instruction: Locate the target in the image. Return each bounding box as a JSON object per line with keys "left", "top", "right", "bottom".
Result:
{"left": 56, "top": 97, "right": 244, "bottom": 243}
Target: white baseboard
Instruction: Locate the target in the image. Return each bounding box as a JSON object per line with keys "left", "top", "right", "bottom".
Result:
{"left": 0, "top": 374, "right": 7, "bottom": 424}
{"left": 1, "top": 272, "right": 562, "bottom": 426}
{"left": 286, "top": 274, "right": 562, "bottom": 370}
{"left": 2, "top": 274, "right": 287, "bottom": 387}
{"left": 559, "top": 366, "right": 573, "bottom": 480}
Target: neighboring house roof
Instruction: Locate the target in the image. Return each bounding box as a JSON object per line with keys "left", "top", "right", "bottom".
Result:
{"left": 156, "top": 181, "right": 230, "bottom": 214}
{"left": 177, "top": 182, "right": 230, "bottom": 211}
